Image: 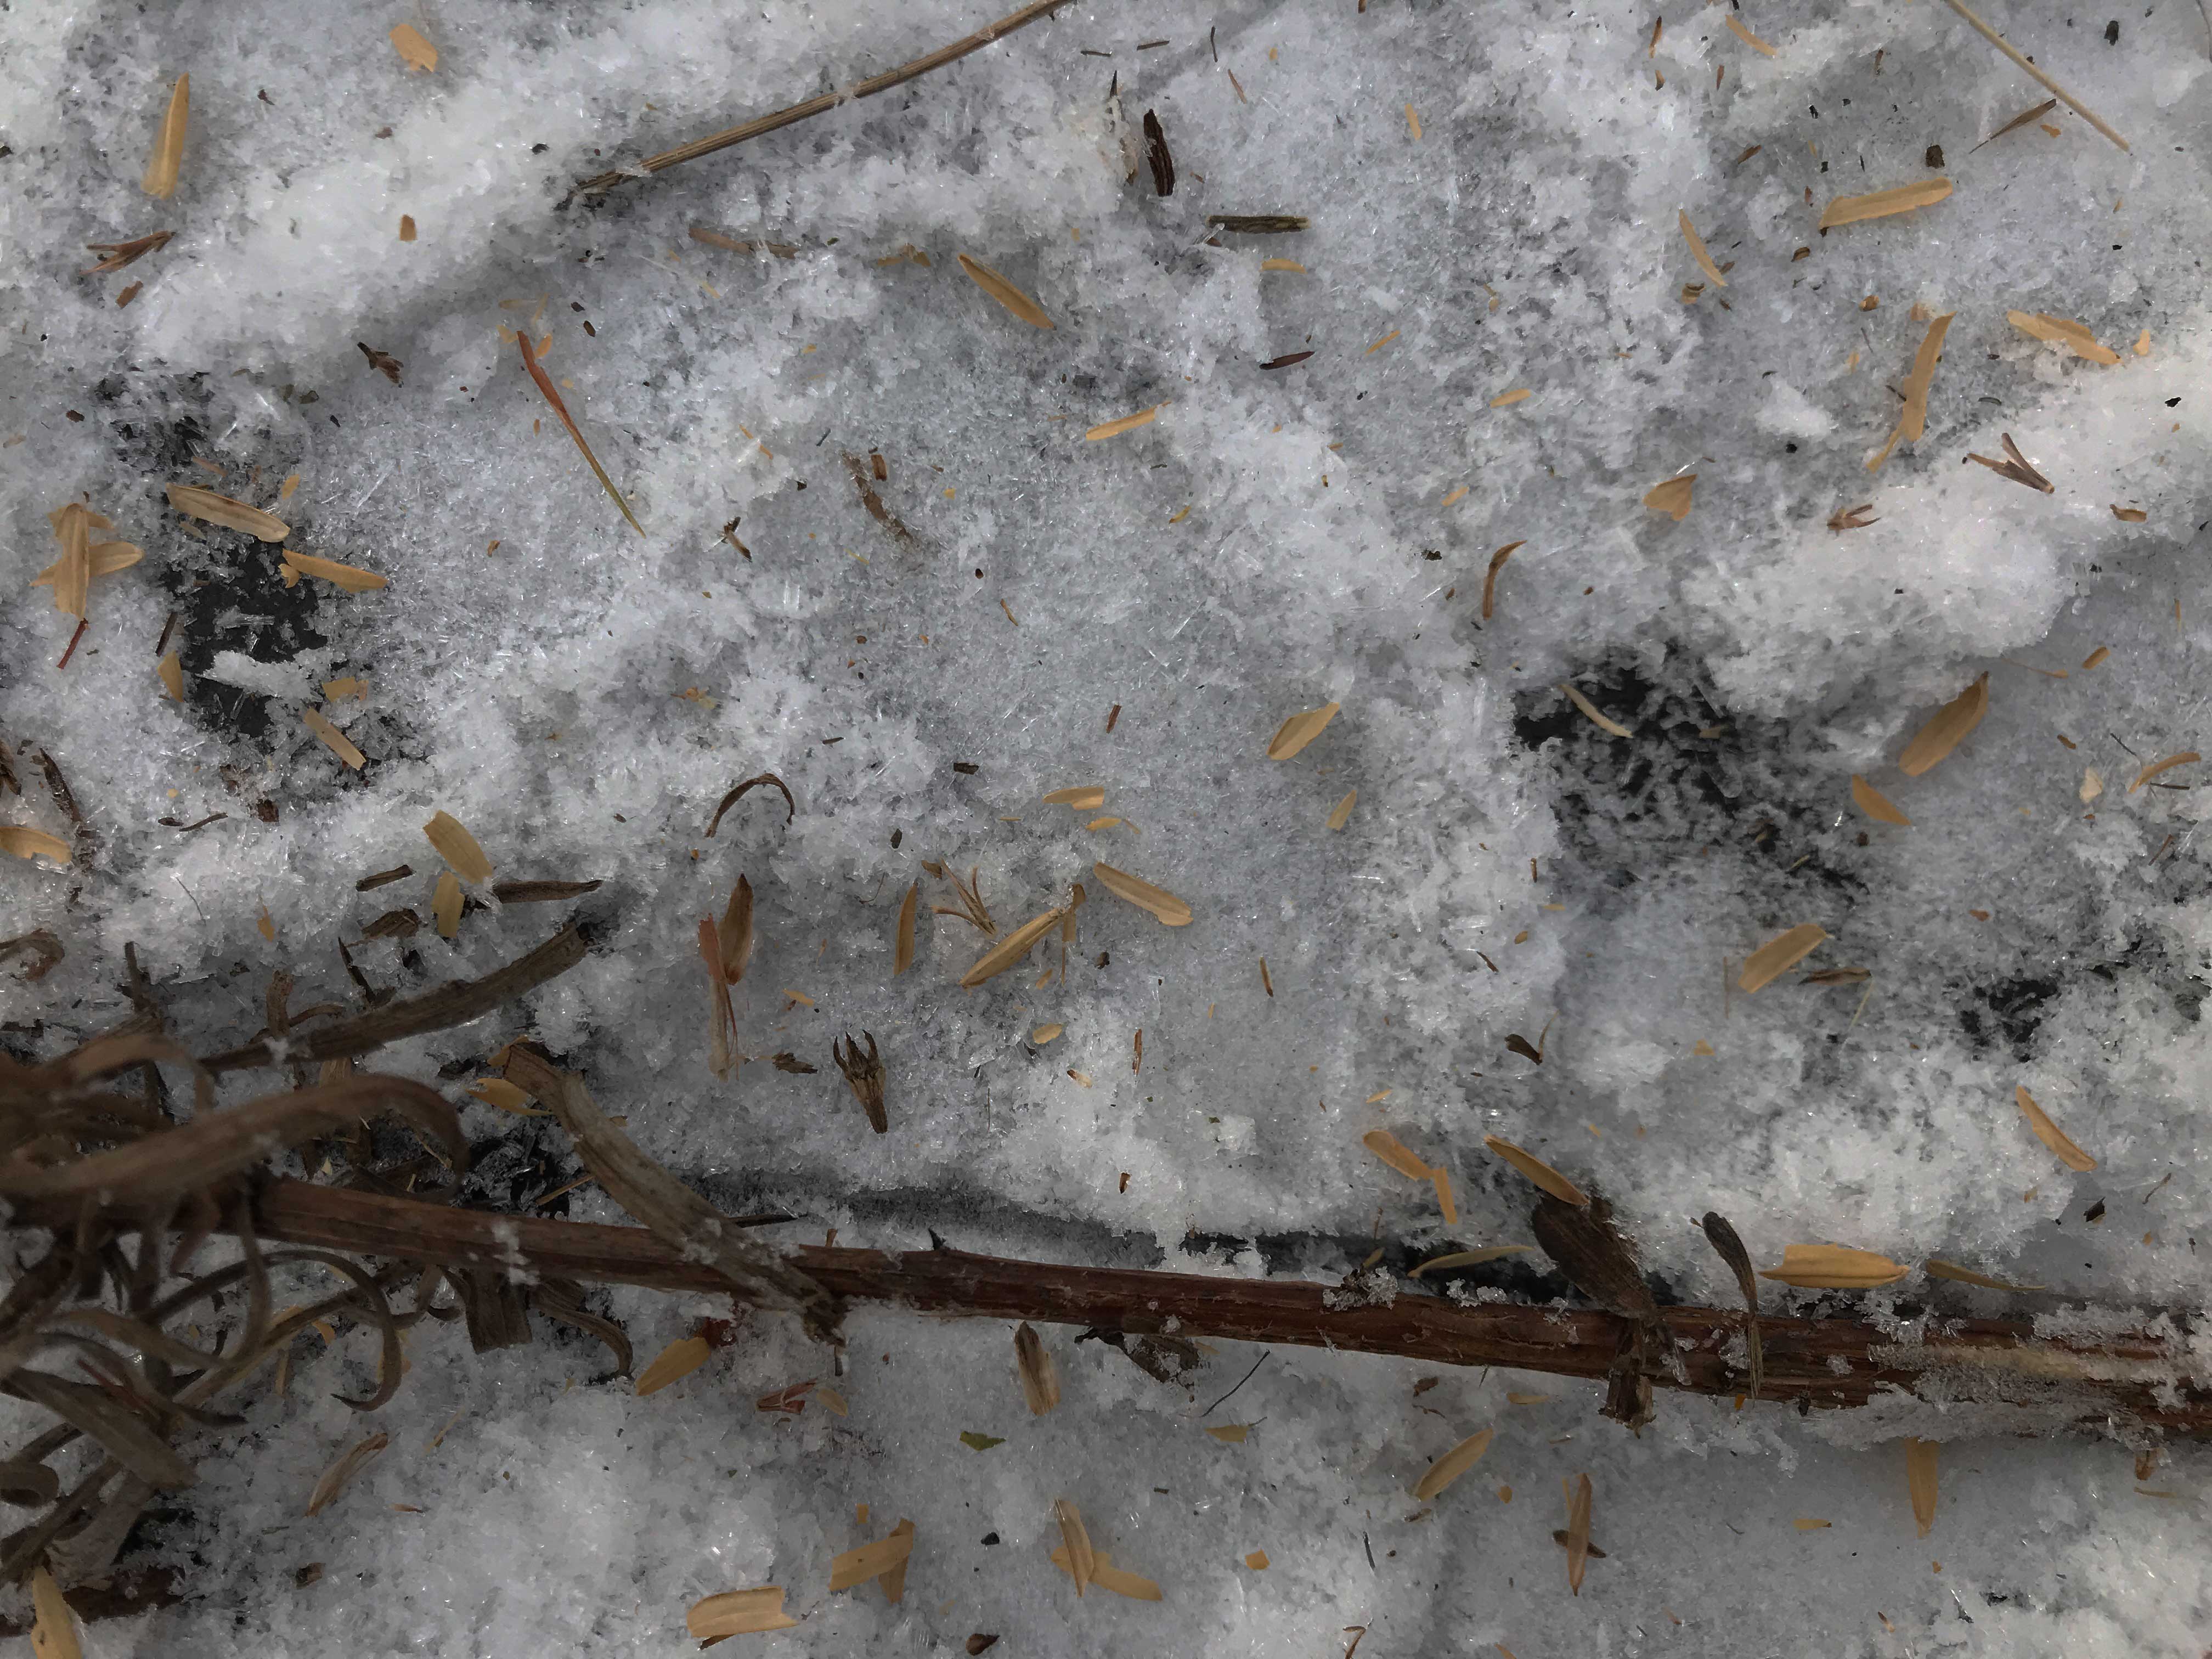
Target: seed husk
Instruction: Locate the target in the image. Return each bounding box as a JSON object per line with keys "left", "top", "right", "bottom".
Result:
{"left": 1757, "top": 1244, "right": 1909, "bottom": 1288}
{"left": 1481, "top": 1135, "right": 1588, "bottom": 1206}
{"left": 305, "top": 1430, "right": 388, "bottom": 1516}
{"left": 1738, "top": 923, "right": 1828, "bottom": 992}
{"left": 894, "top": 880, "right": 920, "bottom": 975}
{"left": 2129, "top": 752, "right": 2199, "bottom": 794}
{"left": 1048, "top": 1546, "right": 1161, "bottom": 1600}
{"left": 1563, "top": 1474, "right": 1593, "bottom": 1595}
{"left": 635, "top": 1334, "right": 713, "bottom": 1396}
{"left": 1870, "top": 312, "right": 1955, "bottom": 472}
{"left": 281, "top": 551, "right": 388, "bottom": 592}
{"left": 1642, "top": 475, "right": 1695, "bottom": 521}
{"left": 2006, "top": 310, "right": 2119, "bottom": 365}
{"left": 1413, "top": 1427, "right": 1494, "bottom": 1500}
{"left": 1481, "top": 541, "right": 1525, "bottom": 619}
{"left": 165, "top": 483, "right": 288, "bottom": 541}
{"left": 2015, "top": 1085, "right": 2096, "bottom": 1171}
{"left": 957, "top": 253, "right": 1054, "bottom": 329}
{"left": 1086, "top": 404, "right": 1164, "bottom": 441}
{"left": 1557, "top": 682, "right": 1634, "bottom": 738}
{"left": 389, "top": 22, "right": 438, "bottom": 70}
{"left": 1819, "top": 177, "right": 1951, "bottom": 229}
{"left": 142, "top": 75, "right": 189, "bottom": 199}
{"left": 1014, "top": 1323, "right": 1060, "bottom": 1415}
{"left": 423, "top": 810, "right": 493, "bottom": 883}
{"left": 1267, "top": 701, "right": 1341, "bottom": 759}
{"left": 1043, "top": 786, "right": 1107, "bottom": 808}
{"left": 1905, "top": 1438, "right": 1938, "bottom": 1536}
{"left": 1142, "top": 108, "right": 1174, "bottom": 195}
{"left": 1052, "top": 1499, "right": 1095, "bottom": 1597}
{"left": 1362, "top": 1130, "right": 1430, "bottom": 1181}
{"left": 157, "top": 650, "right": 184, "bottom": 700}
{"left": 1897, "top": 673, "right": 1988, "bottom": 776}
{"left": 1327, "top": 789, "right": 1358, "bottom": 830}
{"left": 1678, "top": 212, "right": 1728, "bottom": 287}
{"left": 1205, "top": 214, "right": 1308, "bottom": 233}
{"left": 432, "top": 872, "right": 462, "bottom": 939}
{"left": 1923, "top": 1259, "right": 2045, "bottom": 1291}
{"left": 1973, "top": 98, "right": 2058, "bottom": 150}
{"left": 302, "top": 707, "right": 366, "bottom": 770}
{"left": 962, "top": 906, "right": 1067, "bottom": 988}
{"left": 1090, "top": 861, "right": 1192, "bottom": 926}
{"left": 0, "top": 827, "right": 72, "bottom": 864}
{"left": 830, "top": 1523, "right": 916, "bottom": 1592}
{"left": 30, "top": 1565, "right": 80, "bottom": 1659}
{"left": 1850, "top": 775, "right": 1911, "bottom": 826}
{"left": 687, "top": 1588, "right": 800, "bottom": 1638}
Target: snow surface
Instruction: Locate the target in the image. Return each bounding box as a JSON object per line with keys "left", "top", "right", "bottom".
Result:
{"left": 6, "top": 0, "right": 2212, "bottom": 1652}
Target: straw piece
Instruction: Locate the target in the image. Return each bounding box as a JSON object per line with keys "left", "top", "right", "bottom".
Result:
{"left": 142, "top": 75, "right": 189, "bottom": 199}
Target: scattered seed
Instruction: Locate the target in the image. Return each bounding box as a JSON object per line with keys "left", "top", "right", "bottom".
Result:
{"left": 1897, "top": 673, "right": 1988, "bottom": 776}
{"left": 1849, "top": 775, "right": 1910, "bottom": 826}
{"left": 1757, "top": 1244, "right": 1908, "bottom": 1288}
{"left": 1739, "top": 923, "right": 1828, "bottom": 992}
{"left": 2016, "top": 1084, "right": 2096, "bottom": 1171}
{"left": 142, "top": 75, "right": 189, "bottom": 199}
{"left": 957, "top": 253, "right": 1054, "bottom": 329}
{"left": 1090, "top": 861, "right": 1192, "bottom": 926}
{"left": 1482, "top": 1135, "right": 1589, "bottom": 1206}
{"left": 1267, "top": 701, "right": 1341, "bottom": 759}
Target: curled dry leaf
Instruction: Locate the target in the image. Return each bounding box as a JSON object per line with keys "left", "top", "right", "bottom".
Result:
{"left": 1678, "top": 212, "right": 1728, "bottom": 287}
{"left": 389, "top": 22, "right": 438, "bottom": 70}
{"left": 1481, "top": 540, "right": 1524, "bottom": 619}
{"left": 1052, "top": 1500, "right": 1096, "bottom": 1597}
{"left": 1557, "top": 682, "right": 1634, "bottom": 738}
{"left": 1898, "top": 673, "right": 1988, "bottom": 776}
{"left": 1923, "top": 1258, "right": 2045, "bottom": 1291}
{"left": 961, "top": 905, "right": 1066, "bottom": 988}
{"left": 1869, "top": 312, "right": 1955, "bottom": 473}
{"left": 687, "top": 1588, "right": 800, "bottom": 1638}
{"left": 306, "top": 1430, "right": 389, "bottom": 1516}
{"left": 1090, "top": 861, "right": 1192, "bottom": 926}
{"left": 830, "top": 1523, "right": 916, "bottom": 1593}
{"left": 422, "top": 810, "right": 494, "bottom": 883}
{"left": 1408, "top": 1245, "right": 1532, "bottom": 1277}
{"left": 1563, "top": 1473, "right": 1594, "bottom": 1595}
{"left": 1482, "top": 1135, "right": 1589, "bottom": 1206}
{"left": 1641, "top": 475, "right": 1695, "bottom": 522}
{"left": 894, "top": 880, "right": 920, "bottom": 975}
{"left": 0, "top": 827, "right": 74, "bottom": 864}
{"left": 302, "top": 707, "right": 366, "bottom": 770}
{"left": 1048, "top": 1547, "right": 1162, "bottom": 1600}
{"left": 282, "top": 551, "right": 388, "bottom": 592}
{"left": 1085, "top": 404, "right": 1164, "bottom": 441}
{"left": 1738, "top": 923, "right": 1829, "bottom": 992}
{"left": 1819, "top": 177, "right": 1951, "bottom": 229}
{"left": 1267, "top": 701, "right": 1341, "bottom": 760}
{"left": 706, "top": 772, "right": 796, "bottom": 834}
{"left": 1757, "top": 1244, "right": 1909, "bottom": 1288}
{"left": 2129, "top": 752, "right": 2199, "bottom": 793}
{"left": 635, "top": 1334, "right": 713, "bottom": 1396}
{"left": 1014, "top": 1322, "right": 1061, "bottom": 1415}
{"left": 1412, "top": 1427, "right": 1494, "bottom": 1500}
{"left": 1905, "top": 1438, "right": 1938, "bottom": 1537}
{"left": 165, "top": 483, "right": 289, "bottom": 541}
{"left": 1850, "top": 775, "right": 1910, "bottom": 826}
{"left": 2016, "top": 1085, "right": 2096, "bottom": 1171}
{"left": 2006, "top": 311, "right": 2119, "bottom": 365}
{"left": 142, "top": 74, "right": 189, "bottom": 199}
{"left": 957, "top": 253, "right": 1053, "bottom": 329}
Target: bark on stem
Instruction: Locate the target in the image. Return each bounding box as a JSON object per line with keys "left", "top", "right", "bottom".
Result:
{"left": 240, "top": 1180, "right": 2212, "bottom": 1437}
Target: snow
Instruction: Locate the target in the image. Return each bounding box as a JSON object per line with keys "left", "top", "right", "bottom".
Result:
{"left": 5, "top": 0, "right": 2212, "bottom": 1652}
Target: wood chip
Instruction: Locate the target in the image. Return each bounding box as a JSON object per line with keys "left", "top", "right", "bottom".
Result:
{"left": 142, "top": 74, "right": 188, "bottom": 199}
{"left": 1557, "top": 682, "right": 1634, "bottom": 738}
{"left": 2129, "top": 752, "right": 2199, "bottom": 793}
{"left": 1090, "top": 861, "right": 1192, "bottom": 926}
{"left": 894, "top": 880, "right": 919, "bottom": 976}
{"left": 2016, "top": 1085, "right": 2096, "bottom": 1171}
{"left": 302, "top": 707, "right": 366, "bottom": 770}
{"left": 0, "top": 827, "right": 72, "bottom": 865}
{"left": 1904, "top": 1438, "right": 1939, "bottom": 1537}
{"left": 1481, "top": 541, "right": 1524, "bottom": 619}
{"left": 1267, "top": 701, "right": 1341, "bottom": 759}
{"left": 424, "top": 810, "right": 494, "bottom": 883}
{"left": 1052, "top": 1499, "right": 1094, "bottom": 1598}
{"left": 1897, "top": 673, "right": 1988, "bottom": 776}
{"left": 1482, "top": 1135, "right": 1589, "bottom": 1206}
{"left": 1412, "top": 1427, "right": 1494, "bottom": 1500}
{"left": 1362, "top": 1130, "right": 1431, "bottom": 1182}
{"left": 1738, "top": 923, "right": 1828, "bottom": 992}
{"left": 957, "top": 254, "right": 1053, "bottom": 329}
{"left": 1014, "top": 1323, "right": 1060, "bottom": 1415}
{"left": 1869, "top": 312, "right": 1955, "bottom": 472}
{"left": 1642, "top": 475, "right": 1695, "bottom": 521}
{"left": 1043, "top": 786, "right": 1107, "bottom": 808}
{"left": 1048, "top": 1547, "right": 1161, "bottom": 1600}
{"left": 1819, "top": 178, "right": 1951, "bottom": 229}
{"left": 432, "top": 872, "right": 462, "bottom": 940}
{"left": 2006, "top": 310, "right": 2119, "bottom": 365}
{"left": 165, "top": 483, "right": 288, "bottom": 541}
{"left": 961, "top": 905, "right": 1067, "bottom": 988}
{"left": 281, "top": 550, "right": 388, "bottom": 592}
{"left": 1408, "top": 1245, "right": 1532, "bottom": 1277}
{"left": 157, "top": 650, "right": 184, "bottom": 701}
{"left": 29, "top": 1565, "right": 80, "bottom": 1659}
{"left": 1563, "top": 1474, "right": 1593, "bottom": 1595}
{"left": 1923, "top": 1259, "right": 2045, "bottom": 1291}
{"left": 1678, "top": 212, "right": 1728, "bottom": 287}
{"left": 1327, "top": 790, "right": 1358, "bottom": 831}
{"left": 306, "top": 1430, "right": 388, "bottom": 1516}
{"left": 1086, "top": 404, "right": 1164, "bottom": 441}
{"left": 1849, "top": 775, "right": 1911, "bottom": 826}
{"left": 687, "top": 1588, "right": 800, "bottom": 1638}
{"left": 831, "top": 1523, "right": 916, "bottom": 1592}
{"left": 1757, "top": 1244, "right": 1909, "bottom": 1288}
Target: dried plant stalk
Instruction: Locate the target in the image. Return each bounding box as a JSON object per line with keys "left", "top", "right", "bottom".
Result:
{"left": 1412, "top": 1427, "right": 1494, "bottom": 1500}
{"left": 1089, "top": 861, "right": 1192, "bottom": 926}
{"left": 687, "top": 1588, "right": 800, "bottom": 1637}
{"left": 957, "top": 254, "right": 1054, "bottom": 329}
{"left": 518, "top": 333, "right": 645, "bottom": 536}
{"left": 1905, "top": 1437, "right": 1938, "bottom": 1536}
{"left": 389, "top": 23, "right": 438, "bottom": 70}
{"left": 1481, "top": 541, "right": 1524, "bottom": 619}
{"left": 165, "top": 484, "right": 288, "bottom": 541}
{"left": 1869, "top": 312, "right": 1955, "bottom": 472}
{"left": 1757, "top": 1244, "right": 1908, "bottom": 1288}
{"left": 1482, "top": 1135, "right": 1589, "bottom": 1206}
{"left": 422, "top": 811, "right": 494, "bottom": 883}
{"left": 2006, "top": 311, "right": 2119, "bottom": 365}
{"left": 1678, "top": 212, "right": 1728, "bottom": 287}
{"left": 1738, "top": 923, "right": 1828, "bottom": 992}
{"left": 142, "top": 75, "right": 188, "bottom": 199}
{"left": 301, "top": 708, "right": 365, "bottom": 771}
{"left": 2015, "top": 1085, "right": 2096, "bottom": 1171}
{"left": 282, "top": 551, "right": 388, "bottom": 592}
{"left": 1849, "top": 775, "right": 1911, "bottom": 826}
{"left": 1086, "top": 405, "right": 1164, "bottom": 441}
{"left": 894, "top": 880, "right": 920, "bottom": 975}
{"left": 1563, "top": 1474, "right": 1593, "bottom": 1594}
{"left": 1267, "top": 701, "right": 1341, "bottom": 760}
{"left": 830, "top": 1525, "right": 915, "bottom": 1592}
{"left": 1936, "top": 0, "right": 2129, "bottom": 151}
{"left": 1820, "top": 178, "right": 1951, "bottom": 229}
{"left": 304, "top": 1430, "right": 388, "bottom": 1516}
{"left": 1014, "top": 1323, "right": 1060, "bottom": 1415}
{"left": 1053, "top": 1499, "right": 1094, "bottom": 1596}
{"left": 2129, "top": 752, "right": 2199, "bottom": 793}
{"left": 1897, "top": 673, "right": 1988, "bottom": 775}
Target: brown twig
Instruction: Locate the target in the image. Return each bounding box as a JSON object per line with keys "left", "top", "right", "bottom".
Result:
{"left": 566, "top": 0, "right": 1070, "bottom": 201}
{"left": 233, "top": 1179, "right": 2212, "bottom": 1437}
{"left": 1935, "top": 0, "right": 2129, "bottom": 151}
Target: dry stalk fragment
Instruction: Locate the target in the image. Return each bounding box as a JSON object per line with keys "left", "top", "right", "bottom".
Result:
{"left": 2006, "top": 311, "right": 2119, "bottom": 365}
{"left": 1869, "top": 312, "right": 1955, "bottom": 472}
{"left": 894, "top": 881, "right": 920, "bottom": 975}
{"left": 1362, "top": 1130, "right": 1430, "bottom": 1182}
{"left": 1965, "top": 433, "right": 2054, "bottom": 493}
{"left": 1678, "top": 212, "right": 1728, "bottom": 287}
{"left": 282, "top": 551, "right": 388, "bottom": 592}
{"left": 1819, "top": 178, "right": 1951, "bottom": 229}
{"left": 1267, "top": 701, "right": 1341, "bottom": 760}
{"left": 957, "top": 254, "right": 1053, "bottom": 328}
{"left": 165, "top": 483, "right": 289, "bottom": 541}
{"left": 1563, "top": 1474, "right": 1593, "bottom": 1594}
{"left": 2015, "top": 1085, "right": 2096, "bottom": 1171}
{"left": 1738, "top": 923, "right": 1827, "bottom": 992}
{"left": 518, "top": 332, "right": 644, "bottom": 535}
{"left": 1481, "top": 541, "right": 1524, "bottom": 619}
{"left": 1849, "top": 775, "right": 1911, "bottom": 826}
{"left": 1043, "top": 786, "right": 1107, "bottom": 809}
{"left": 1758, "top": 1244, "right": 1909, "bottom": 1288}
{"left": 1086, "top": 404, "right": 1164, "bottom": 441}
{"left": 142, "top": 74, "right": 189, "bottom": 199}
{"left": 305, "top": 1430, "right": 388, "bottom": 1516}
{"left": 1936, "top": 0, "right": 2129, "bottom": 151}
{"left": 302, "top": 708, "right": 366, "bottom": 770}
{"left": 423, "top": 811, "right": 494, "bottom": 883}
{"left": 1089, "top": 861, "right": 1192, "bottom": 926}
{"left": 1014, "top": 1323, "right": 1061, "bottom": 1414}
{"left": 1412, "top": 1427, "right": 1494, "bottom": 1500}
{"left": 1642, "top": 475, "right": 1695, "bottom": 521}
{"left": 687, "top": 1588, "right": 800, "bottom": 1638}
{"left": 1898, "top": 673, "right": 1988, "bottom": 776}
{"left": 1482, "top": 1135, "right": 1589, "bottom": 1206}
{"left": 2129, "top": 752, "right": 2199, "bottom": 793}
{"left": 1905, "top": 1438, "right": 1939, "bottom": 1536}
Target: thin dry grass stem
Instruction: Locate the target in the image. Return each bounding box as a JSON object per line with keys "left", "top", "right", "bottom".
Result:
{"left": 517, "top": 334, "right": 644, "bottom": 535}
{"left": 932, "top": 867, "right": 997, "bottom": 935}
{"left": 1935, "top": 0, "right": 2129, "bottom": 151}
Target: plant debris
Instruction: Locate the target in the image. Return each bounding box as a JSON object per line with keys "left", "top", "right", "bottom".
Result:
{"left": 2128, "top": 752, "right": 2198, "bottom": 793}
{"left": 1086, "top": 404, "right": 1164, "bottom": 440}
{"left": 1327, "top": 790, "right": 1358, "bottom": 831}
{"left": 490, "top": 879, "right": 601, "bottom": 903}
{"left": 142, "top": 74, "right": 188, "bottom": 199}
{"left": 1641, "top": 474, "right": 1695, "bottom": 521}
{"left": 1828, "top": 502, "right": 1878, "bottom": 531}
{"left": 706, "top": 772, "right": 795, "bottom": 834}
{"left": 1563, "top": 1474, "right": 1593, "bottom": 1594}
{"left": 956, "top": 254, "right": 1053, "bottom": 329}
{"left": 1849, "top": 775, "right": 1911, "bottom": 826}
{"left": 1556, "top": 682, "right": 1633, "bottom": 738}
{"left": 1480, "top": 541, "right": 1524, "bottom": 619}
{"left": 636, "top": 1334, "right": 713, "bottom": 1396}
{"left": 689, "top": 228, "right": 799, "bottom": 258}
{"left": 1362, "top": 1129, "right": 1431, "bottom": 1182}
{"left": 830, "top": 1522, "right": 915, "bottom": 1593}
{"left": 1205, "top": 215, "right": 1308, "bottom": 233}
{"left": 1015, "top": 1323, "right": 1060, "bottom": 1415}
{"left": 1898, "top": 673, "right": 1988, "bottom": 776}
{"left": 1870, "top": 312, "right": 1955, "bottom": 471}
{"left": 1048, "top": 1545, "right": 1162, "bottom": 1600}
{"left": 518, "top": 332, "right": 644, "bottom": 535}
{"left": 1819, "top": 178, "right": 1951, "bottom": 229}
{"left": 422, "top": 811, "right": 493, "bottom": 884}
{"left": 1412, "top": 1427, "right": 1494, "bottom": 1500}
{"left": 2015, "top": 1085, "right": 2096, "bottom": 1170}
{"left": 1142, "top": 109, "right": 1174, "bottom": 195}
{"left": 305, "top": 1430, "right": 388, "bottom": 1516}
{"left": 1482, "top": 1135, "right": 1589, "bottom": 1206}
{"left": 1758, "top": 1245, "right": 1909, "bottom": 1288}
{"left": 1923, "top": 1259, "right": 2044, "bottom": 1291}
{"left": 357, "top": 343, "right": 404, "bottom": 385}
{"left": 165, "top": 483, "right": 288, "bottom": 541}
{"left": 960, "top": 1430, "right": 1005, "bottom": 1452}
{"left": 1965, "top": 433, "right": 2054, "bottom": 493}
{"left": 36, "top": 504, "right": 142, "bottom": 619}
{"left": 280, "top": 550, "right": 388, "bottom": 592}
{"left": 844, "top": 451, "right": 913, "bottom": 542}
{"left": 1052, "top": 1499, "right": 1096, "bottom": 1597}
{"left": 302, "top": 708, "right": 366, "bottom": 771}
{"left": 1905, "top": 1438, "right": 1938, "bottom": 1536}
{"left": 1043, "top": 786, "right": 1106, "bottom": 809}
{"left": 687, "top": 1588, "right": 799, "bottom": 1638}
{"left": 82, "top": 230, "right": 172, "bottom": 274}
{"left": 1089, "top": 861, "right": 1192, "bottom": 926}
{"left": 1267, "top": 701, "right": 1341, "bottom": 759}
{"left": 1678, "top": 212, "right": 1728, "bottom": 287}
{"left": 0, "top": 827, "right": 72, "bottom": 865}
{"left": 1701, "top": 1211, "right": 1763, "bottom": 1400}
{"left": 833, "top": 1033, "right": 888, "bottom": 1133}
{"left": 1260, "top": 351, "right": 1315, "bottom": 371}
{"left": 1974, "top": 97, "right": 2058, "bottom": 149}
{"left": 389, "top": 22, "right": 438, "bottom": 70}
{"left": 1739, "top": 923, "right": 1827, "bottom": 992}
{"left": 894, "top": 881, "right": 920, "bottom": 975}
{"left": 2006, "top": 311, "right": 2119, "bottom": 365}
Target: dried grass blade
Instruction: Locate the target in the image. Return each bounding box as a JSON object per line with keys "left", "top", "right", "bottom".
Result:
{"left": 302, "top": 707, "right": 366, "bottom": 771}
{"left": 1819, "top": 178, "right": 1951, "bottom": 229}
{"left": 1905, "top": 1438, "right": 1938, "bottom": 1537}
{"left": 1923, "top": 1259, "right": 2045, "bottom": 1291}
{"left": 2015, "top": 1085, "right": 2096, "bottom": 1171}
{"left": 1053, "top": 1499, "right": 1094, "bottom": 1596}
{"left": 720, "top": 875, "right": 755, "bottom": 981}
{"left": 1850, "top": 775, "right": 1911, "bottom": 826}
{"left": 282, "top": 551, "right": 389, "bottom": 592}
{"left": 1482, "top": 1135, "right": 1589, "bottom": 1206}
{"left": 636, "top": 1334, "right": 713, "bottom": 1396}
{"left": 1043, "top": 786, "right": 1107, "bottom": 808}
{"left": 961, "top": 906, "right": 1066, "bottom": 988}
{"left": 1089, "top": 861, "right": 1192, "bottom": 926}
{"left": 956, "top": 254, "right": 1053, "bottom": 329}
{"left": 1757, "top": 1244, "right": 1909, "bottom": 1288}
{"left": 142, "top": 75, "right": 188, "bottom": 199}
{"left": 1362, "top": 1130, "right": 1431, "bottom": 1181}
{"left": 1738, "top": 923, "right": 1828, "bottom": 992}
{"left": 2005, "top": 310, "right": 2119, "bottom": 365}
{"left": 1267, "top": 701, "right": 1341, "bottom": 759}
{"left": 1327, "top": 789, "right": 1358, "bottom": 830}
{"left": 4, "top": 1372, "right": 196, "bottom": 1490}
{"left": 1086, "top": 404, "right": 1164, "bottom": 441}
{"left": 1869, "top": 312, "right": 1955, "bottom": 472}
{"left": 30, "top": 1565, "right": 81, "bottom": 1659}
{"left": 1974, "top": 98, "right": 2058, "bottom": 149}
{"left": 305, "top": 1430, "right": 387, "bottom": 1516}
{"left": 1678, "top": 212, "right": 1728, "bottom": 287}
{"left": 1898, "top": 673, "right": 1988, "bottom": 776}
{"left": 1014, "top": 1323, "right": 1061, "bottom": 1415}
{"left": 894, "top": 880, "right": 920, "bottom": 975}
{"left": 164, "top": 483, "right": 288, "bottom": 541}
{"left": 1558, "top": 682, "right": 1634, "bottom": 738}
{"left": 422, "top": 810, "right": 494, "bottom": 883}
{"left": 1431, "top": 1166, "right": 1457, "bottom": 1225}
{"left": 1482, "top": 541, "right": 1524, "bottom": 619}
{"left": 831, "top": 1524, "right": 916, "bottom": 1592}
{"left": 687, "top": 1587, "right": 800, "bottom": 1638}
{"left": 1408, "top": 1245, "right": 1532, "bottom": 1277}
{"left": 2129, "top": 752, "right": 2199, "bottom": 793}
{"left": 1413, "top": 1427, "right": 1494, "bottom": 1500}
{"left": 518, "top": 333, "right": 644, "bottom": 535}
{"left": 1048, "top": 1546, "right": 1162, "bottom": 1600}
{"left": 1564, "top": 1474, "right": 1593, "bottom": 1595}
